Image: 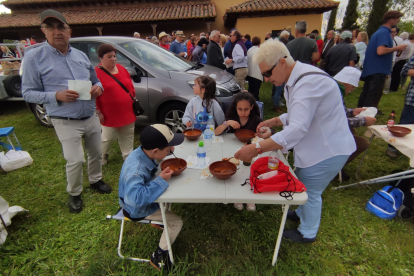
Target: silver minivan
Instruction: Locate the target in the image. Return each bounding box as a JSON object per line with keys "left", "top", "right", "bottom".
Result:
{"left": 27, "top": 37, "right": 240, "bottom": 132}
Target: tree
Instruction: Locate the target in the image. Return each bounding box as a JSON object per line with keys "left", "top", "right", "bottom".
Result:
{"left": 398, "top": 20, "right": 414, "bottom": 34}
{"left": 325, "top": 7, "right": 338, "bottom": 37}
{"left": 366, "top": 0, "right": 389, "bottom": 37}
{"left": 342, "top": 0, "right": 359, "bottom": 30}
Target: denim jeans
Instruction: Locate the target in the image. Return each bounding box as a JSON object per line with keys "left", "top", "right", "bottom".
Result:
{"left": 388, "top": 104, "right": 414, "bottom": 152}
{"left": 295, "top": 155, "right": 349, "bottom": 238}
{"left": 273, "top": 83, "right": 285, "bottom": 107}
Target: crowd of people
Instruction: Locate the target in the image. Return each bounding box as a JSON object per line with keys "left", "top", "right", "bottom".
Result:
{"left": 16, "top": 7, "right": 414, "bottom": 273}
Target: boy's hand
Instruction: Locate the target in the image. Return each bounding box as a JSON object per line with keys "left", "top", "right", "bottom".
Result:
{"left": 160, "top": 167, "right": 174, "bottom": 181}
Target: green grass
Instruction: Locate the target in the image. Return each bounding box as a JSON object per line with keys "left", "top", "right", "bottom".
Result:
{"left": 1, "top": 82, "right": 414, "bottom": 275}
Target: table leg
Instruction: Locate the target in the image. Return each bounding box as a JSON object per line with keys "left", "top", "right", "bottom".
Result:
{"left": 159, "top": 202, "right": 174, "bottom": 265}
{"left": 272, "top": 203, "right": 290, "bottom": 266}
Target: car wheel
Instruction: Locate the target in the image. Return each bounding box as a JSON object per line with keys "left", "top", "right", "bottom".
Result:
{"left": 159, "top": 103, "right": 186, "bottom": 133}
{"left": 30, "top": 103, "right": 53, "bottom": 127}
{"left": 4, "top": 75, "right": 22, "bottom": 97}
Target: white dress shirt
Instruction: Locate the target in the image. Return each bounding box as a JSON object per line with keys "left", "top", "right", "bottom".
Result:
{"left": 247, "top": 46, "right": 263, "bottom": 81}
{"left": 271, "top": 61, "right": 356, "bottom": 168}
{"left": 395, "top": 39, "right": 412, "bottom": 61}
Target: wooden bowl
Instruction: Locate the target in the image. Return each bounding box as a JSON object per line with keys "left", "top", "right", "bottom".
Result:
{"left": 160, "top": 158, "right": 187, "bottom": 176}
{"left": 388, "top": 126, "right": 412, "bottom": 137}
{"left": 209, "top": 161, "right": 237, "bottom": 180}
{"left": 183, "top": 129, "right": 202, "bottom": 141}
{"left": 235, "top": 129, "right": 255, "bottom": 143}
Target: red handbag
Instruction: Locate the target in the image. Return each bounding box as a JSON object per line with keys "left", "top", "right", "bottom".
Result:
{"left": 249, "top": 157, "right": 307, "bottom": 197}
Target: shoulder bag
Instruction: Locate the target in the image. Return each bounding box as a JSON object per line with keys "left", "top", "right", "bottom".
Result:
{"left": 98, "top": 66, "right": 144, "bottom": 116}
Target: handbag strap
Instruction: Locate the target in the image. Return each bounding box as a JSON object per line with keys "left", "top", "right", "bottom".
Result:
{"left": 98, "top": 66, "right": 131, "bottom": 95}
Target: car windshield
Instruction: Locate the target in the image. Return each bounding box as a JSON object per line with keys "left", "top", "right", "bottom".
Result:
{"left": 119, "top": 41, "right": 194, "bottom": 71}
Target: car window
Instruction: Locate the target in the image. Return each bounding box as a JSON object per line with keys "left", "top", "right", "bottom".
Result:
{"left": 119, "top": 40, "right": 193, "bottom": 71}
{"left": 86, "top": 43, "right": 132, "bottom": 68}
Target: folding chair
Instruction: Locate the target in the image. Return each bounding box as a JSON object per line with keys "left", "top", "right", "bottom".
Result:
{"left": 0, "top": 127, "right": 22, "bottom": 151}
{"left": 106, "top": 208, "right": 164, "bottom": 262}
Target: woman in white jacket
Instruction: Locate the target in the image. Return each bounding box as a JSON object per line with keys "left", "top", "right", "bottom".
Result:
{"left": 246, "top": 37, "right": 263, "bottom": 100}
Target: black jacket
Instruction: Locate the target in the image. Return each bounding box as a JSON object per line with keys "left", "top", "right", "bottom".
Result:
{"left": 207, "top": 41, "right": 226, "bottom": 70}
{"left": 321, "top": 38, "right": 335, "bottom": 60}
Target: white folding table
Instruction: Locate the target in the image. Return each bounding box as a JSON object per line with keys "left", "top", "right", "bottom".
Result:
{"left": 334, "top": 124, "right": 414, "bottom": 190}
{"left": 155, "top": 133, "right": 308, "bottom": 266}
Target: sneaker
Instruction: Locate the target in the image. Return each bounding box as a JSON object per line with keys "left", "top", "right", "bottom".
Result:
{"left": 90, "top": 179, "right": 112, "bottom": 194}
{"left": 283, "top": 229, "right": 316, "bottom": 243}
{"left": 279, "top": 100, "right": 285, "bottom": 106}
{"left": 101, "top": 154, "right": 108, "bottom": 165}
{"left": 150, "top": 247, "right": 172, "bottom": 272}
{"left": 287, "top": 210, "right": 300, "bottom": 222}
{"left": 68, "top": 194, "right": 83, "bottom": 213}
{"left": 386, "top": 148, "right": 398, "bottom": 159}
{"left": 383, "top": 90, "right": 389, "bottom": 94}
{"left": 246, "top": 203, "right": 256, "bottom": 211}
{"left": 234, "top": 203, "right": 244, "bottom": 210}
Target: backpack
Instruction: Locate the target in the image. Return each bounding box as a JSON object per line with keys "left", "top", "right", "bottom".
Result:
{"left": 366, "top": 185, "right": 404, "bottom": 220}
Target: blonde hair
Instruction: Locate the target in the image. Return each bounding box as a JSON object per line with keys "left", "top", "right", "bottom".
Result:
{"left": 359, "top": 31, "right": 369, "bottom": 45}
{"left": 280, "top": 31, "right": 290, "bottom": 38}
{"left": 253, "top": 39, "right": 294, "bottom": 66}
{"left": 220, "top": 34, "right": 227, "bottom": 48}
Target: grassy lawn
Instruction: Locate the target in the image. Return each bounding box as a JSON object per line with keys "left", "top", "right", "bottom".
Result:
{"left": 1, "top": 82, "right": 413, "bottom": 275}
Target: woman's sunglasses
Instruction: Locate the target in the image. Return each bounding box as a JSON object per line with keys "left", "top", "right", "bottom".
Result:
{"left": 261, "top": 56, "right": 287, "bottom": 78}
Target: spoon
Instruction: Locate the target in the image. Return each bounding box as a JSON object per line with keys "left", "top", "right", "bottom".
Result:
{"left": 171, "top": 151, "right": 180, "bottom": 166}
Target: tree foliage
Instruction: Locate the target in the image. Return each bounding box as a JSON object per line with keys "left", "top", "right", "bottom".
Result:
{"left": 342, "top": 0, "right": 359, "bottom": 30}
{"left": 325, "top": 7, "right": 338, "bottom": 37}
{"left": 398, "top": 20, "right": 414, "bottom": 34}
{"left": 366, "top": 0, "right": 389, "bottom": 37}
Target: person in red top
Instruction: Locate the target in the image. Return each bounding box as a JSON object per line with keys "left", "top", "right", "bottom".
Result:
{"left": 95, "top": 44, "right": 137, "bottom": 165}
{"left": 158, "top": 32, "right": 169, "bottom": 50}
{"left": 311, "top": 29, "right": 324, "bottom": 64}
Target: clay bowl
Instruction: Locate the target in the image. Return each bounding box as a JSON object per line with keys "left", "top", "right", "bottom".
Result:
{"left": 388, "top": 126, "right": 412, "bottom": 137}
{"left": 161, "top": 158, "right": 187, "bottom": 176}
{"left": 209, "top": 161, "right": 237, "bottom": 180}
{"left": 183, "top": 129, "right": 202, "bottom": 141}
{"left": 235, "top": 129, "right": 255, "bottom": 143}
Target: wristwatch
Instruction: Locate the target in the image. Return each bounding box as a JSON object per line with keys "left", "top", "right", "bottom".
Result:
{"left": 255, "top": 142, "right": 263, "bottom": 154}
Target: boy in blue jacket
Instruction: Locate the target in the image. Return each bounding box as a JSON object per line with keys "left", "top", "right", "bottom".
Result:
{"left": 119, "top": 124, "right": 184, "bottom": 272}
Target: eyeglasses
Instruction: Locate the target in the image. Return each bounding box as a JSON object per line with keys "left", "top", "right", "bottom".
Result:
{"left": 261, "top": 56, "right": 287, "bottom": 78}
{"left": 42, "top": 25, "right": 70, "bottom": 32}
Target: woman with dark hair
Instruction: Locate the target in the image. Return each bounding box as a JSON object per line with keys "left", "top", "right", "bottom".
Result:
{"left": 192, "top": 37, "right": 209, "bottom": 64}
{"left": 352, "top": 29, "right": 361, "bottom": 44}
{"left": 225, "top": 29, "right": 248, "bottom": 90}
{"left": 95, "top": 44, "right": 137, "bottom": 165}
{"left": 247, "top": 36, "right": 263, "bottom": 100}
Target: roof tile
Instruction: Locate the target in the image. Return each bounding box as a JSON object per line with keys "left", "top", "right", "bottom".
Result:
{"left": 0, "top": 3, "right": 216, "bottom": 28}
{"left": 226, "top": 0, "right": 339, "bottom": 13}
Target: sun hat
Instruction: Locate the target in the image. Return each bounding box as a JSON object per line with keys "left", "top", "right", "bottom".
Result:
{"left": 333, "top": 66, "right": 361, "bottom": 87}
{"left": 175, "top": 30, "right": 185, "bottom": 38}
{"left": 159, "top": 31, "right": 168, "bottom": 39}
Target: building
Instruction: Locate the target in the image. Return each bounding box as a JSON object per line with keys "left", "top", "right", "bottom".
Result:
{"left": 0, "top": 0, "right": 338, "bottom": 42}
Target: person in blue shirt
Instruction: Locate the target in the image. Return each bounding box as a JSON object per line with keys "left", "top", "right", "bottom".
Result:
{"left": 169, "top": 30, "right": 187, "bottom": 58}
{"left": 22, "top": 9, "right": 111, "bottom": 214}
{"left": 244, "top": 34, "right": 252, "bottom": 51}
{"left": 358, "top": 10, "right": 407, "bottom": 110}
{"left": 119, "top": 124, "right": 184, "bottom": 272}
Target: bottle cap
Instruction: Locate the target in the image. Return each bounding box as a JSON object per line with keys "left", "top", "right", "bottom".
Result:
{"left": 199, "top": 141, "right": 204, "bottom": 147}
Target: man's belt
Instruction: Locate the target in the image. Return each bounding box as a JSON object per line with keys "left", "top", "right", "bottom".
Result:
{"left": 49, "top": 116, "right": 91, "bottom": 121}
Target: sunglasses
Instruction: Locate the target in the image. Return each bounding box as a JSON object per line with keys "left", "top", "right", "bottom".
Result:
{"left": 261, "top": 56, "right": 287, "bottom": 78}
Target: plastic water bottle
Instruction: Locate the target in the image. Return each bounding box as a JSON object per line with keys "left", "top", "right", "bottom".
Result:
{"left": 197, "top": 141, "right": 206, "bottom": 168}
{"left": 206, "top": 116, "right": 215, "bottom": 132}
{"left": 203, "top": 128, "right": 213, "bottom": 151}
{"left": 267, "top": 151, "right": 280, "bottom": 172}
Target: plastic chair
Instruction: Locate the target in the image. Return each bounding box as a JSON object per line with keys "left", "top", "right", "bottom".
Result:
{"left": 0, "top": 127, "right": 22, "bottom": 151}
{"left": 106, "top": 208, "right": 164, "bottom": 262}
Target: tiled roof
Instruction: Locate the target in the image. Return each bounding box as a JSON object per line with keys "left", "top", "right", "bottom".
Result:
{"left": 3, "top": 0, "right": 77, "bottom": 5}
{"left": 226, "top": 0, "right": 339, "bottom": 14}
{"left": 0, "top": 3, "right": 216, "bottom": 28}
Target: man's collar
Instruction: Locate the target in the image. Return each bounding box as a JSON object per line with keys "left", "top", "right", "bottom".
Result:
{"left": 286, "top": 61, "right": 303, "bottom": 87}
{"left": 380, "top": 25, "right": 391, "bottom": 32}
{"left": 136, "top": 146, "right": 158, "bottom": 170}
{"left": 45, "top": 41, "right": 71, "bottom": 55}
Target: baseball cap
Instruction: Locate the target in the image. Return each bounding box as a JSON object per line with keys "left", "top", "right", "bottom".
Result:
{"left": 175, "top": 30, "right": 185, "bottom": 38}
{"left": 382, "top": 10, "right": 404, "bottom": 21}
{"left": 40, "top": 9, "right": 68, "bottom": 25}
{"left": 333, "top": 66, "right": 361, "bottom": 88}
{"left": 140, "top": 124, "right": 184, "bottom": 150}
{"left": 159, "top": 31, "right": 168, "bottom": 39}
{"left": 340, "top": 31, "right": 352, "bottom": 40}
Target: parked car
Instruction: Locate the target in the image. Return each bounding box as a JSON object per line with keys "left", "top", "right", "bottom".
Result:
{"left": 0, "top": 43, "right": 24, "bottom": 101}
{"left": 24, "top": 37, "right": 241, "bottom": 132}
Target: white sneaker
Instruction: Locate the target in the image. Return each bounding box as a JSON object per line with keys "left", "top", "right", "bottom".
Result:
{"left": 279, "top": 100, "right": 285, "bottom": 106}
{"left": 234, "top": 203, "right": 244, "bottom": 211}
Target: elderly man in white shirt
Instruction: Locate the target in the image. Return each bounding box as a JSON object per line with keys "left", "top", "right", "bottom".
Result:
{"left": 235, "top": 39, "right": 356, "bottom": 243}
{"left": 225, "top": 29, "right": 248, "bottom": 90}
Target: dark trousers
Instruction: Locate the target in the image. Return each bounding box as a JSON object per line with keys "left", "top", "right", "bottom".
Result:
{"left": 390, "top": 59, "right": 407, "bottom": 91}
{"left": 247, "top": 76, "right": 262, "bottom": 101}
{"left": 358, "top": 73, "right": 387, "bottom": 108}
{"left": 388, "top": 104, "right": 414, "bottom": 151}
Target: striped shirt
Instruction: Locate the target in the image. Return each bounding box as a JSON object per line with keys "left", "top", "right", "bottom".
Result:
{"left": 401, "top": 54, "right": 414, "bottom": 107}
